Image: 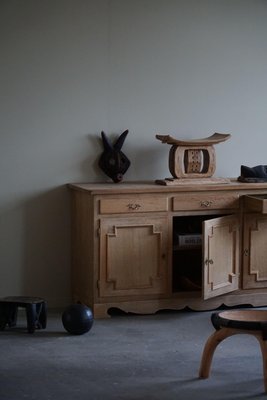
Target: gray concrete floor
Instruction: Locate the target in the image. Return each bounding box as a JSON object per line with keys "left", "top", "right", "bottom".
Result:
{"left": 0, "top": 308, "right": 266, "bottom": 400}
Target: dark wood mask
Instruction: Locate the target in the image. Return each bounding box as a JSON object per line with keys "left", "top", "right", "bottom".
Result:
{"left": 98, "top": 130, "right": 130, "bottom": 183}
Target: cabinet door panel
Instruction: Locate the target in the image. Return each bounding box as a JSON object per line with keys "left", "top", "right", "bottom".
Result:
{"left": 203, "top": 215, "right": 240, "bottom": 299}
{"left": 98, "top": 216, "right": 168, "bottom": 298}
{"left": 243, "top": 214, "right": 267, "bottom": 289}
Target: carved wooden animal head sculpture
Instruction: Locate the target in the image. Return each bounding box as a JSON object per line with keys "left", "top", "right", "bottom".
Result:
{"left": 98, "top": 130, "right": 130, "bottom": 183}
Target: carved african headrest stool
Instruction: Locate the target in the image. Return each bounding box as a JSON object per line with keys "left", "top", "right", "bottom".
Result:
{"left": 156, "top": 132, "right": 231, "bottom": 182}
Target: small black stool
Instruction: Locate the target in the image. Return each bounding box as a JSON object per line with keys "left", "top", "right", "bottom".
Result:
{"left": 0, "top": 296, "right": 47, "bottom": 333}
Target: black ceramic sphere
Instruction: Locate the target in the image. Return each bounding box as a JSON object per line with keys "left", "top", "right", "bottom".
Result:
{"left": 62, "top": 304, "right": 94, "bottom": 335}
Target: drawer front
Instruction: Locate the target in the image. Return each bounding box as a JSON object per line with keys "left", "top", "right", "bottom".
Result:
{"left": 99, "top": 196, "right": 168, "bottom": 214}
{"left": 173, "top": 193, "right": 239, "bottom": 211}
{"left": 244, "top": 195, "right": 267, "bottom": 213}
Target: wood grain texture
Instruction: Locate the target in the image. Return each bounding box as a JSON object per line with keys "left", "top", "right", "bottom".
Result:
{"left": 69, "top": 181, "right": 267, "bottom": 318}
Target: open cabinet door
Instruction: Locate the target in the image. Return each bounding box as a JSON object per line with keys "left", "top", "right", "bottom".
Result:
{"left": 203, "top": 215, "right": 240, "bottom": 300}
{"left": 243, "top": 213, "right": 267, "bottom": 289}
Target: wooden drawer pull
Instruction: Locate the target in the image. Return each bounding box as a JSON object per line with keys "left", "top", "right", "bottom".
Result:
{"left": 244, "top": 249, "right": 249, "bottom": 257}
{"left": 127, "top": 203, "right": 141, "bottom": 210}
{"left": 201, "top": 200, "right": 213, "bottom": 207}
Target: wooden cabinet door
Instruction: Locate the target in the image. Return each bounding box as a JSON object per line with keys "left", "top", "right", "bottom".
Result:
{"left": 203, "top": 215, "right": 240, "bottom": 299}
{"left": 243, "top": 214, "right": 267, "bottom": 289}
{"left": 98, "top": 216, "right": 168, "bottom": 298}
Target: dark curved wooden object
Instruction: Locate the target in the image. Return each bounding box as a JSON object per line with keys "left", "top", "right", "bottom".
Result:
{"left": 212, "top": 310, "right": 267, "bottom": 336}
{"left": 0, "top": 296, "right": 47, "bottom": 333}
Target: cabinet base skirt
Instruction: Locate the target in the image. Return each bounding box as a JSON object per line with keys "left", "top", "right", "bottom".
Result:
{"left": 91, "top": 292, "right": 267, "bottom": 318}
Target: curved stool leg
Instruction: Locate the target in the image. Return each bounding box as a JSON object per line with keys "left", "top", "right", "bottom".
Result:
{"left": 39, "top": 301, "right": 47, "bottom": 329}
{"left": 199, "top": 310, "right": 267, "bottom": 393}
{"left": 199, "top": 327, "right": 239, "bottom": 378}
{"left": 253, "top": 333, "right": 267, "bottom": 392}
{"left": 26, "top": 303, "right": 37, "bottom": 333}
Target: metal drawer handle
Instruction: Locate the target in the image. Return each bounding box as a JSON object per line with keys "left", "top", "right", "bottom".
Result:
{"left": 127, "top": 203, "right": 141, "bottom": 210}
{"left": 201, "top": 200, "right": 213, "bottom": 207}
{"left": 205, "top": 259, "right": 214, "bottom": 265}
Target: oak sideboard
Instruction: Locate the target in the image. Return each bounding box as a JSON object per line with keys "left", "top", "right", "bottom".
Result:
{"left": 69, "top": 180, "right": 267, "bottom": 318}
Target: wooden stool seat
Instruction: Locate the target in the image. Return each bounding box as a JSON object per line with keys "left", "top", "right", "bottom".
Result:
{"left": 0, "top": 296, "right": 47, "bottom": 333}
{"left": 199, "top": 310, "right": 267, "bottom": 392}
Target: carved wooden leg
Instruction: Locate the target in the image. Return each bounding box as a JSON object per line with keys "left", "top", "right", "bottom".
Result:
{"left": 253, "top": 333, "right": 267, "bottom": 393}
{"left": 93, "top": 304, "right": 111, "bottom": 319}
{"left": 26, "top": 303, "right": 37, "bottom": 333}
{"left": 38, "top": 301, "right": 47, "bottom": 329}
{"left": 199, "top": 328, "right": 238, "bottom": 378}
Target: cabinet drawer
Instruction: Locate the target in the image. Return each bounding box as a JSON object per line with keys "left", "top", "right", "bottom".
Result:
{"left": 244, "top": 194, "right": 267, "bottom": 213}
{"left": 173, "top": 193, "right": 239, "bottom": 211}
{"left": 99, "top": 196, "right": 168, "bottom": 214}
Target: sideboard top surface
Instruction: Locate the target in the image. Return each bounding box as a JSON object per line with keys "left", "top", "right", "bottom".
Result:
{"left": 68, "top": 179, "right": 267, "bottom": 195}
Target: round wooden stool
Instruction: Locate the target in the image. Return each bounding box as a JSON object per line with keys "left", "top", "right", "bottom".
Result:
{"left": 199, "top": 310, "right": 267, "bottom": 392}
{"left": 0, "top": 296, "right": 47, "bottom": 333}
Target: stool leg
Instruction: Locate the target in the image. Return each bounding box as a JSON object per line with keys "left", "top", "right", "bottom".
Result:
{"left": 199, "top": 328, "right": 238, "bottom": 378}
{"left": 0, "top": 304, "right": 7, "bottom": 330}
{"left": 7, "top": 305, "right": 18, "bottom": 327}
{"left": 0, "top": 304, "right": 18, "bottom": 329}
{"left": 34, "top": 302, "right": 47, "bottom": 329}
{"left": 39, "top": 301, "right": 47, "bottom": 329}
{"left": 26, "top": 304, "right": 37, "bottom": 333}
{"left": 253, "top": 334, "right": 267, "bottom": 393}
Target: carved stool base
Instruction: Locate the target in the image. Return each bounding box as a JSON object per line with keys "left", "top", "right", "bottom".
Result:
{"left": 199, "top": 310, "right": 267, "bottom": 393}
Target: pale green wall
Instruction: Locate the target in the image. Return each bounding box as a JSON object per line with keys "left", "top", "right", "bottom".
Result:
{"left": 1, "top": 0, "right": 267, "bottom": 306}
